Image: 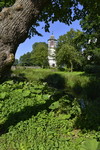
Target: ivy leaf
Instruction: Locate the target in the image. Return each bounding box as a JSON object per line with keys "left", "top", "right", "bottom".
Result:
{"left": 6, "top": 80, "right": 14, "bottom": 85}
{"left": 0, "top": 92, "right": 7, "bottom": 99}
{"left": 36, "top": 95, "right": 42, "bottom": 101}
{"left": 0, "top": 117, "right": 6, "bottom": 124}
{"left": 22, "top": 90, "right": 31, "bottom": 97}
{"left": 80, "top": 139, "right": 99, "bottom": 150}
{"left": 49, "top": 101, "right": 60, "bottom": 110}
{"left": 0, "top": 103, "right": 3, "bottom": 108}
{"left": 35, "top": 89, "right": 42, "bottom": 94}
{"left": 59, "top": 114, "right": 71, "bottom": 120}
{"left": 42, "top": 94, "right": 50, "bottom": 100}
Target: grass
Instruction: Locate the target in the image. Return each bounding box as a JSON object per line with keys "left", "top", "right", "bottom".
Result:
{"left": 13, "top": 67, "right": 100, "bottom": 101}
{"left": 13, "top": 68, "right": 88, "bottom": 86}
{"left": 12, "top": 68, "right": 90, "bottom": 97}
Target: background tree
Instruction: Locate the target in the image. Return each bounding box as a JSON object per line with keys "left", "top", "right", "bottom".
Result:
{"left": 56, "top": 43, "right": 81, "bottom": 72}
{"left": 57, "top": 29, "right": 83, "bottom": 52}
{"left": 56, "top": 29, "right": 83, "bottom": 71}
{"left": 79, "top": 12, "right": 100, "bottom": 69}
{"left": 19, "top": 52, "right": 32, "bottom": 66}
{"left": 31, "top": 42, "right": 49, "bottom": 68}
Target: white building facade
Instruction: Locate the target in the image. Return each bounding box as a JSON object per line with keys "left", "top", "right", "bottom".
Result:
{"left": 48, "top": 34, "right": 57, "bottom": 67}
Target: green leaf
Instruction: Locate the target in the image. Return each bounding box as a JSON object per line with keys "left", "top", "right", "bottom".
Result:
{"left": 15, "top": 89, "right": 23, "bottom": 93}
{"left": 42, "top": 94, "right": 50, "bottom": 100}
{"left": 36, "top": 95, "right": 42, "bottom": 101}
{"left": 80, "top": 139, "right": 99, "bottom": 150}
{"left": 59, "top": 114, "right": 71, "bottom": 119}
{"left": 6, "top": 80, "right": 14, "bottom": 85}
{"left": 0, "top": 92, "right": 7, "bottom": 99}
{"left": 0, "top": 103, "right": 3, "bottom": 108}
{"left": 22, "top": 90, "right": 31, "bottom": 97}
{"left": 0, "top": 117, "right": 6, "bottom": 124}
{"left": 49, "top": 101, "right": 60, "bottom": 110}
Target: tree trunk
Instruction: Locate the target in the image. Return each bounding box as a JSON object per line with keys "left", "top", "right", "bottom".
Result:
{"left": 0, "top": 0, "right": 49, "bottom": 79}
{"left": 70, "top": 60, "right": 73, "bottom": 72}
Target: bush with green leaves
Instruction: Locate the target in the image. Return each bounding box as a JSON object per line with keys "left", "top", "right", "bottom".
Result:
{"left": 84, "top": 65, "right": 100, "bottom": 74}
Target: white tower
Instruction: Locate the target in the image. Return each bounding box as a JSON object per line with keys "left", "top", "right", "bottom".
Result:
{"left": 48, "top": 34, "right": 57, "bottom": 67}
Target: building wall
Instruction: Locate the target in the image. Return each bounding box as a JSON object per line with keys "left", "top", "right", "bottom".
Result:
{"left": 48, "top": 35, "right": 57, "bottom": 67}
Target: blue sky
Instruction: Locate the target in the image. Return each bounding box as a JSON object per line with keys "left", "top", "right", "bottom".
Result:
{"left": 15, "top": 20, "right": 82, "bottom": 59}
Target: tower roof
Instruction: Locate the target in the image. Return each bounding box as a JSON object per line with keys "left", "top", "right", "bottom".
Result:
{"left": 50, "top": 34, "right": 55, "bottom": 39}
{"left": 48, "top": 34, "right": 57, "bottom": 41}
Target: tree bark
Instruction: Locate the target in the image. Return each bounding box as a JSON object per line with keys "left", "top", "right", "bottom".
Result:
{"left": 0, "top": 0, "right": 49, "bottom": 78}
{"left": 70, "top": 60, "right": 73, "bottom": 72}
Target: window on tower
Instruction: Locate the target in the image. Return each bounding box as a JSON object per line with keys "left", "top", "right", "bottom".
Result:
{"left": 50, "top": 40, "right": 54, "bottom": 47}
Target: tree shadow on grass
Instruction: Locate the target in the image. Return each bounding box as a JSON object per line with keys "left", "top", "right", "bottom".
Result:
{"left": 11, "top": 73, "right": 28, "bottom": 82}
{"left": 42, "top": 73, "right": 66, "bottom": 89}
{"left": 75, "top": 101, "right": 100, "bottom": 132}
{"left": 73, "top": 74, "right": 100, "bottom": 132}
{"left": 0, "top": 99, "right": 54, "bottom": 135}
{"left": 0, "top": 72, "right": 27, "bottom": 84}
{"left": 73, "top": 74, "right": 100, "bottom": 100}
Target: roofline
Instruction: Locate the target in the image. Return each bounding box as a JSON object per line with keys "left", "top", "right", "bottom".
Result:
{"left": 48, "top": 39, "right": 57, "bottom": 41}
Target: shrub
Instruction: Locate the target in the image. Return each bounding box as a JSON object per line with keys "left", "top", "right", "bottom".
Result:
{"left": 84, "top": 65, "right": 100, "bottom": 74}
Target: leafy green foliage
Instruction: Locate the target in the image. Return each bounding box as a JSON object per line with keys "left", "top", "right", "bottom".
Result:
{"left": 0, "top": 69, "right": 100, "bottom": 149}
{"left": 31, "top": 42, "right": 49, "bottom": 68}
{"left": 49, "top": 95, "right": 81, "bottom": 118}
{"left": 80, "top": 10, "right": 100, "bottom": 49}
{"left": 80, "top": 139, "right": 100, "bottom": 150}
{"left": 56, "top": 43, "right": 81, "bottom": 72}
{"left": 0, "top": 0, "right": 15, "bottom": 10}
{"left": 79, "top": 6, "right": 100, "bottom": 70}
{"left": 39, "top": 0, "right": 100, "bottom": 34}
{"left": 84, "top": 65, "right": 100, "bottom": 74}
{"left": 19, "top": 52, "right": 32, "bottom": 66}
{"left": 19, "top": 42, "right": 49, "bottom": 68}
{"left": 56, "top": 29, "right": 83, "bottom": 71}
{"left": 83, "top": 48, "right": 100, "bottom": 67}
{"left": 57, "top": 28, "right": 83, "bottom": 52}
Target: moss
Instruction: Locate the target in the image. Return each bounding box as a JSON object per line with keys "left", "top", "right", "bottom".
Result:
{"left": 1, "top": 53, "right": 7, "bottom": 61}
{"left": 10, "top": 53, "right": 15, "bottom": 63}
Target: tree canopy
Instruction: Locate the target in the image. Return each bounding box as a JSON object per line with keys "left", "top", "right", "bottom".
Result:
{"left": 19, "top": 52, "right": 32, "bottom": 66}
{"left": 56, "top": 29, "right": 82, "bottom": 71}
{"left": 57, "top": 28, "right": 83, "bottom": 52}
{"left": 79, "top": 10, "right": 100, "bottom": 68}
{"left": 19, "top": 42, "right": 49, "bottom": 68}
{"left": 31, "top": 42, "right": 49, "bottom": 68}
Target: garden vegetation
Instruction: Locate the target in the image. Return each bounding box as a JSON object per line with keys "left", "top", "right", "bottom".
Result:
{"left": 0, "top": 68, "right": 100, "bottom": 150}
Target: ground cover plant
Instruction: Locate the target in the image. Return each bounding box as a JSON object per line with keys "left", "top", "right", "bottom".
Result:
{"left": 0, "top": 68, "right": 100, "bottom": 150}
